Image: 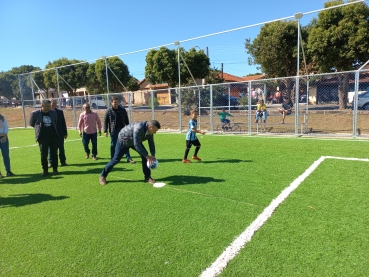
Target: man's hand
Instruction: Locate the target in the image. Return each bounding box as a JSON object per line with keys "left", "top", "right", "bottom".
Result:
{"left": 64, "top": 135, "right": 67, "bottom": 139}
{"left": 146, "top": 156, "right": 156, "bottom": 165}
{"left": 79, "top": 131, "right": 82, "bottom": 137}
{"left": 104, "top": 132, "right": 108, "bottom": 137}
{"left": 98, "top": 131, "right": 101, "bottom": 136}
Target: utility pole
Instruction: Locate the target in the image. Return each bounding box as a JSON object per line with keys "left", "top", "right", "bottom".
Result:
{"left": 221, "top": 63, "right": 223, "bottom": 79}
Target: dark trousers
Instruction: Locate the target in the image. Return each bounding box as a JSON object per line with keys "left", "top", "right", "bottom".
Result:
{"left": 38, "top": 136, "right": 58, "bottom": 171}
{"left": 101, "top": 141, "right": 150, "bottom": 179}
{"left": 82, "top": 132, "right": 97, "bottom": 157}
{"left": 110, "top": 130, "right": 131, "bottom": 160}
{"left": 0, "top": 136, "right": 11, "bottom": 172}
{"left": 48, "top": 137, "right": 66, "bottom": 165}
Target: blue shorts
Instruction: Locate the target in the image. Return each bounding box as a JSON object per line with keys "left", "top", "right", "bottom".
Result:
{"left": 221, "top": 119, "right": 230, "bottom": 124}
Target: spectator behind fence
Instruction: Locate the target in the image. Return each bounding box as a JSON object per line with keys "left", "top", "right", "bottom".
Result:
{"left": 217, "top": 108, "right": 233, "bottom": 129}
{"left": 278, "top": 96, "right": 293, "bottom": 124}
{"left": 274, "top": 90, "right": 282, "bottom": 104}
{"left": 78, "top": 103, "right": 102, "bottom": 161}
{"left": 29, "top": 99, "right": 59, "bottom": 176}
{"left": 255, "top": 99, "right": 268, "bottom": 123}
{"left": 0, "top": 114, "right": 15, "bottom": 178}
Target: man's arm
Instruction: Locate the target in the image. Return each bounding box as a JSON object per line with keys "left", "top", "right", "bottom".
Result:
{"left": 60, "top": 110, "right": 68, "bottom": 138}
{"left": 29, "top": 111, "right": 36, "bottom": 127}
{"left": 96, "top": 113, "right": 102, "bottom": 135}
{"left": 103, "top": 109, "right": 109, "bottom": 134}
{"left": 122, "top": 108, "right": 129, "bottom": 126}
{"left": 132, "top": 125, "right": 149, "bottom": 157}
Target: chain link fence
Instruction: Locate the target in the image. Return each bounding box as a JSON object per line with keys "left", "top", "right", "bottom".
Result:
{"left": 2, "top": 69, "right": 369, "bottom": 139}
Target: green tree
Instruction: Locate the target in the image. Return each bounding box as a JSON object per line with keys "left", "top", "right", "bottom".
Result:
{"left": 245, "top": 20, "right": 310, "bottom": 100}
{"left": 95, "top": 57, "right": 131, "bottom": 93}
{"left": 3, "top": 65, "right": 42, "bottom": 100}
{"left": 0, "top": 73, "right": 16, "bottom": 99}
{"left": 205, "top": 67, "right": 225, "bottom": 84}
{"left": 125, "top": 76, "right": 140, "bottom": 91}
{"left": 43, "top": 58, "right": 89, "bottom": 96}
{"left": 145, "top": 47, "right": 210, "bottom": 88}
{"left": 85, "top": 63, "right": 103, "bottom": 95}
{"left": 307, "top": 0, "right": 369, "bottom": 109}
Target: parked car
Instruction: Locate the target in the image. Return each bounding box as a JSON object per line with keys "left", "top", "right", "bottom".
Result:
{"left": 352, "top": 90, "right": 369, "bottom": 110}
{"left": 90, "top": 96, "right": 107, "bottom": 109}
{"left": 214, "top": 94, "right": 239, "bottom": 110}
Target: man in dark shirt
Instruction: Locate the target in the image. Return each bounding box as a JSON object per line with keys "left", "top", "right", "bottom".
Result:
{"left": 103, "top": 96, "right": 135, "bottom": 163}
{"left": 100, "top": 120, "right": 160, "bottom": 185}
{"left": 29, "top": 99, "right": 59, "bottom": 176}
{"left": 48, "top": 99, "right": 68, "bottom": 168}
{"left": 278, "top": 96, "right": 294, "bottom": 124}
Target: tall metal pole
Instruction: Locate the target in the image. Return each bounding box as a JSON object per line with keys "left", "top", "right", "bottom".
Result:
{"left": 19, "top": 75, "right": 27, "bottom": 128}
{"left": 105, "top": 57, "right": 110, "bottom": 94}
{"left": 174, "top": 41, "right": 182, "bottom": 132}
{"left": 56, "top": 68, "right": 60, "bottom": 101}
{"left": 294, "top": 13, "right": 303, "bottom": 136}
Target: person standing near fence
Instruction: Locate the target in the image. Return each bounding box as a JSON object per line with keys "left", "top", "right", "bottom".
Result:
{"left": 78, "top": 103, "right": 102, "bottom": 161}
{"left": 29, "top": 99, "right": 59, "bottom": 176}
{"left": 103, "top": 96, "right": 135, "bottom": 163}
{"left": 48, "top": 99, "right": 68, "bottom": 168}
{"left": 0, "top": 114, "right": 15, "bottom": 178}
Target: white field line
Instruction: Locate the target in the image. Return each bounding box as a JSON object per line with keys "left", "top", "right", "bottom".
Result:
{"left": 9, "top": 138, "right": 96, "bottom": 150}
{"left": 200, "top": 156, "right": 369, "bottom": 277}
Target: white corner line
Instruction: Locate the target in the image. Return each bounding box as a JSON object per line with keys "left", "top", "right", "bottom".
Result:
{"left": 200, "top": 156, "right": 369, "bottom": 277}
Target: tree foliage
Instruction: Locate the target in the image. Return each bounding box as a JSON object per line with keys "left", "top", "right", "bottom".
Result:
{"left": 145, "top": 47, "right": 210, "bottom": 88}
{"left": 308, "top": 0, "right": 369, "bottom": 72}
{"left": 308, "top": 0, "right": 369, "bottom": 108}
{"left": 43, "top": 58, "right": 89, "bottom": 96}
{"left": 0, "top": 65, "right": 42, "bottom": 100}
{"left": 95, "top": 57, "right": 131, "bottom": 93}
{"left": 245, "top": 20, "right": 302, "bottom": 78}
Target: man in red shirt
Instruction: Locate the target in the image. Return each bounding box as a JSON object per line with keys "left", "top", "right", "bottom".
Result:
{"left": 78, "top": 103, "right": 102, "bottom": 160}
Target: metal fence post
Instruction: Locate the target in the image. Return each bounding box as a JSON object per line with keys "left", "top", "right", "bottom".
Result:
{"left": 210, "top": 85, "right": 213, "bottom": 133}
{"left": 352, "top": 70, "right": 360, "bottom": 138}
{"left": 248, "top": 81, "right": 252, "bottom": 135}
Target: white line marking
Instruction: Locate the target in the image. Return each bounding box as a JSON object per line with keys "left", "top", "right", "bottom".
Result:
{"left": 200, "top": 156, "right": 369, "bottom": 277}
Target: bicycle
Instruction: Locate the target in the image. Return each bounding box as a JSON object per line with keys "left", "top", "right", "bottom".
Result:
{"left": 216, "top": 119, "right": 241, "bottom": 132}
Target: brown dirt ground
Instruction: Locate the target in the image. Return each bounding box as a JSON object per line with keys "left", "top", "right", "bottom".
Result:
{"left": 1, "top": 106, "right": 368, "bottom": 137}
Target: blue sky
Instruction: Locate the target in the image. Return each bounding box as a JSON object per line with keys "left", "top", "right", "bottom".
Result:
{"left": 0, "top": 0, "right": 335, "bottom": 80}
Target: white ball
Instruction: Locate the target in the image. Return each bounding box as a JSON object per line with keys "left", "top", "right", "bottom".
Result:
{"left": 147, "top": 159, "right": 159, "bottom": 170}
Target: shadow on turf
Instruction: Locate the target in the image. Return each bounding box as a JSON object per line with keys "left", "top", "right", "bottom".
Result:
{"left": 158, "top": 175, "right": 225, "bottom": 185}
{"left": 156, "top": 158, "right": 252, "bottom": 164}
{"left": 0, "top": 193, "right": 69, "bottom": 208}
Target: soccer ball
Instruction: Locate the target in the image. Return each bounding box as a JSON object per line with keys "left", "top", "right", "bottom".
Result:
{"left": 147, "top": 159, "right": 159, "bottom": 170}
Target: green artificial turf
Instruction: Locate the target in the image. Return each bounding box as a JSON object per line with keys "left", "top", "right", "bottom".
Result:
{"left": 1, "top": 129, "right": 368, "bottom": 276}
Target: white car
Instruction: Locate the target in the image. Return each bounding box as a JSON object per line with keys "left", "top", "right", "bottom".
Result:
{"left": 352, "top": 90, "right": 369, "bottom": 110}
{"left": 90, "top": 96, "right": 107, "bottom": 109}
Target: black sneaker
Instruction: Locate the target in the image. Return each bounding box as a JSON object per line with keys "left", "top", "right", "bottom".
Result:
{"left": 53, "top": 170, "right": 59, "bottom": 175}
{"left": 6, "top": 171, "right": 15, "bottom": 177}
{"left": 41, "top": 171, "right": 49, "bottom": 177}
{"left": 61, "top": 162, "right": 68, "bottom": 166}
